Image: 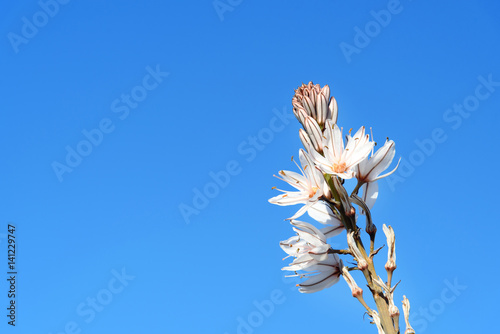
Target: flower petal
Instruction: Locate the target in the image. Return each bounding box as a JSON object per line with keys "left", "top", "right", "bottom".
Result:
{"left": 298, "top": 268, "right": 340, "bottom": 293}
{"left": 307, "top": 201, "right": 342, "bottom": 227}
{"left": 362, "top": 181, "right": 379, "bottom": 211}
{"left": 320, "top": 225, "right": 344, "bottom": 238}
{"left": 291, "top": 221, "right": 326, "bottom": 245}
{"left": 363, "top": 140, "right": 396, "bottom": 181}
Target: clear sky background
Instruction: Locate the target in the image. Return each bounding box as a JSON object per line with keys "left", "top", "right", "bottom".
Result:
{"left": 1, "top": 0, "right": 499, "bottom": 333}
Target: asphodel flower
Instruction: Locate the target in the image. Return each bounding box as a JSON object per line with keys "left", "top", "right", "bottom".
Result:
{"left": 292, "top": 82, "right": 338, "bottom": 128}
{"left": 288, "top": 254, "right": 342, "bottom": 294}
{"left": 310, "top": 120, "right": 374, "bottom": 179}
{"left": 280, "top": 221, "right": 331, "bottom": 271}
{"left": 356, "top": 139, "right": 400, "bottom": 210}
{"left": 269, "top": 149, "right": 327, "bottom": 220}
{"left": 280, "top": 221, "right": 341, "bottom": 293}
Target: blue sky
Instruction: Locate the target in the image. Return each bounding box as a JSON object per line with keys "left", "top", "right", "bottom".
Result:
{"left": 1, "top": 0, "right": 499, "bottom": 333}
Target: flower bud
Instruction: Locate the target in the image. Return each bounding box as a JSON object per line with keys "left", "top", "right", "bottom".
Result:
{"left": 292, "top": 82, "right": 337, "bottom": 128}
{"left": 383, "top": 224, "right": 396, "bottom": 272}
{"left": 341, "top": 261, "right": 363, "bottom": 297}
{"left": 402, "top": 295, "right": 415, "bottom": 334}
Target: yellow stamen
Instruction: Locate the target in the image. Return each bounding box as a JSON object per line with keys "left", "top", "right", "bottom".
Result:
{"left": 332, "top": 162, "right": 347, "bottom": 173}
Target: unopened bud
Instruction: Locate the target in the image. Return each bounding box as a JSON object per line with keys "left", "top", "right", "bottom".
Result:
{"left": 383, "top": 224, "right": 396, "bottom": 270}
{"left": 299, "top": 128, "right": 313, "bottom": 151}
{"left": 348, "top": 206, "right": 356, "bottom": 216}
{"left": 402, "top": 295, "right": 415, "bottom": 334}
{"left": 341, "top": 260, "right": 365, "bottom": 296}
{"left": 366, "top": 222, "right": 377, "bottom": 236}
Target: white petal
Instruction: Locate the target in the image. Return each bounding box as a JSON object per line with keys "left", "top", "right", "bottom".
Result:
{"left": 300, "top": 150, "right": 325, "bottom": 196}
{"left": 276, "top": 170, "right": 308, "bottom": 190}
{"left": 307, "top": 201, "right": 342, "bottom": 226}
{"left": 298, "top": 269, "right": 340, "bottom": 293}
{"left": 346, "top": 136, "right": 374, "bottom": 168}
{"left": 287, "top": 200, "right": 314, "bottom": 220}
{"left": 309, "top": 244, "right": 330, "bottom": 261}
{"left": 268, "top": 192, "right": 308, "bottom": 206}
{"left": 320, "top": 225, "right": 344, "bottom": 238}
{"left": 282, "top": 253, "right": 316, "bottom": 271}
{"left": 362, "top": 181, "right": 379, "bottom": 211}
{"left": 279, "top": 236, "right": 307, "bottom": 256}
{"left": 332, "top": 123, "right": 344, "bottom": 161}
{"left": 372, "top": 157, "right": 401, "bottom": 182}
{"left": 334, "top": 170, "right": 355, "bottom": 180}
{"left": 291, "top": 221, "right": 327, "bottom": 245}
{"left": 364, "top": 140, "right": 396, "bottom": 181}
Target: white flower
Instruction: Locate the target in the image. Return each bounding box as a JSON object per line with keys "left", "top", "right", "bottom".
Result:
{"left": 280, "top": 221, "right": 340, "bottom": 293}
{"left": 356, "top": 139, "right": 400, "bottom": 209}
{"left": 280, "top": 221, "right": 330, "bottom": 271}
{"left": 295, "top": 254, "right": 341, "bottom": 293}
{"left": 310, "top": 120, "right": 374, "bottom": 179}
{"left": 269, "top": 149, "right": 326, "bottom": 220}
{"left": 292, "top": 82, "right": 338, "bottom": 128}
{"left": 357, "top": 139, "right": 398, "bottom": 183}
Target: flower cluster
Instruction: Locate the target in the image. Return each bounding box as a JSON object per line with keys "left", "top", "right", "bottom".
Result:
{"left": 268, "top": 82, "right": 412, "bottom": 334}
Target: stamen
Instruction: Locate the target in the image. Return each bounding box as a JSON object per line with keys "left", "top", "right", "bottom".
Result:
{"left": 291, "top": 156, "right": 304, "bottom": 175}
{"left": 332, "top": 162, "right": 347, "bottom": 173}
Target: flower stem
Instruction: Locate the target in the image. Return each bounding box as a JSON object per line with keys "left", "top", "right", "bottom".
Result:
{"left": 355, "top": 232, "right": 397, "bottom": 334}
